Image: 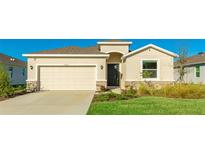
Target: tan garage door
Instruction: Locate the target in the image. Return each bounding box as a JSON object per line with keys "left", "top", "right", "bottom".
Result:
{"left": 39, "top": 66, "right": 96, "bottom": 90}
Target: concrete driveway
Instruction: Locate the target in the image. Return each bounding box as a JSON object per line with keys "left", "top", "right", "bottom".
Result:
{"left": 0, "top": 90, "right": 95, "bottom": 115}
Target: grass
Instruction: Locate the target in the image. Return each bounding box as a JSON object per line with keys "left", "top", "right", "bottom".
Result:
{"left": 87, "top": 96, "right": 205, "bottom": 115}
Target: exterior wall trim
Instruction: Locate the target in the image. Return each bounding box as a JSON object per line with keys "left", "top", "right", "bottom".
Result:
{"left": 104, "top": 50, "right": 125, "bottom": 55}
{"left": 123, "top": 44, "right": 179, "bottom": 59}
{"left": 96, "top": 80, "right": 107, "bottom": 82}
{"left": 97, "top": 42, "right": 132, "bottom": 45}
{"left": 26, "top": 79, "right": 37, "bottom": 82}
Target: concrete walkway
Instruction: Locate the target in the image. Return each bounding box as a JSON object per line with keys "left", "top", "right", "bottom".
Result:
{"left": 0, "top": 90, "right": 95, "bottom": 115}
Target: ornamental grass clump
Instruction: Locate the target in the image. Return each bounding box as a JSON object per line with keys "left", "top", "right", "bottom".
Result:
{"left": 161, "top": 83, "right": 205, "bottom": 99}
{"left": 139, "top": 83, "right": 205, "bottom": 99}
{"left": 138, "top": 83, "right": 156, "bottom": 96}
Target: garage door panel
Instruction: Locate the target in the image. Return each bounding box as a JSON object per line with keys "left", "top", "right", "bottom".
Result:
{"left": 39, "top": 66, "right": 96, "bottom": 90}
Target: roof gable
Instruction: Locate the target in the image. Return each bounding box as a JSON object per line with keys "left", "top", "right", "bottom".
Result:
{"left": 0, "top": 53, "right": 26, "bottom": 67}
{"left": 123, "top": 44, "right": 178, "bottom": 59}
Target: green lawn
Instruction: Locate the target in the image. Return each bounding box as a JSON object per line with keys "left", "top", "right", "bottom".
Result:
{"left": 87, "top": 96, "right": 205, "bottom": 115}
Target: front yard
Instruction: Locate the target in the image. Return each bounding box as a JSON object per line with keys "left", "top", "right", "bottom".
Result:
{"left": 88, "top": 96, "right": 205, "bottom": 115}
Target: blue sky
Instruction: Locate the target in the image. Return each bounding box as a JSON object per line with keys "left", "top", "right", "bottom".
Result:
{"left": 0, "top": 39, "right": 205, "bottom": 61}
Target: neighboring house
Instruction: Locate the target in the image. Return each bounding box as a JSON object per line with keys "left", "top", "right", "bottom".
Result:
{"left": 174, "top": 52, "right": 205, "bottom": 84}
{"left": 0, "top": 53, "right": 27, "bottom": 85}
{"left": 23, "top": 40, "right": 178, "bottom": 91}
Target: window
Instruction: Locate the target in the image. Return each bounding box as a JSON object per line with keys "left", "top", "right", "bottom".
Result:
{"left": 8, "top": 67, "right": 13, "bottom": 78}
{"left": 142, "top": 60, "right": 158, "bottom": 79}
{"left": 22, "top": 68, "right": 25, "bottom": 76}
{"left": 196, "top": 65, "right": 200, "bottom": 77}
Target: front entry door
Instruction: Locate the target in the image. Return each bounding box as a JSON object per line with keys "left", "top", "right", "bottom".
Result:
{"left": 107, "top": 64, "right": 120, "bottom": 86}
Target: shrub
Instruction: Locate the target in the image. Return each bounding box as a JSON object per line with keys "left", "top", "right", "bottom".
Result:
{"left": 122, "top": 86, "right": 138, "bottom": 98}
{"left": 1, "top": 86, "right": 15, "bottom": 97}
{"left": 0, "top": 63, "right": 14, "bottom": 97}
{"left": 94, "top": 83, "right": 205, "bottom": 103}
{"left": 99, "top": 85, "right": 106, "bottom": 92}
{"left": 13, "top": 85, "right": 26, "bottom": 91}
{"left": 93, "top": 92, "right": 130, "bottom": 102}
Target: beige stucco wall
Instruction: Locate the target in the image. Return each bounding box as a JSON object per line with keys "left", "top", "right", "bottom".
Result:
{"left": 27, "top": 57, "right": 107, "bottom": 82}
{"left": 125, "top": 47, "right": 174, "bottom": 82}
{"left": 99, "top": 45, "right": 129, "bottom": 55}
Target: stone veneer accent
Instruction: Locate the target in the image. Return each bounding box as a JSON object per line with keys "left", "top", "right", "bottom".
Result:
{"left": 96, "top": 81, "right": 107, "bottom": 91}
{"left": 125, "top": 81, "right": 174, "bottom": 89}
{"left": 26, "top": 81, "right": 39, "bottom": 92}
{"left": 26, "top": 81, "right": 106, "bottom": 92}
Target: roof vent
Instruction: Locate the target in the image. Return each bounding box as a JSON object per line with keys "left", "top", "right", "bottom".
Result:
{"left": 10, "top": 58, "right": 15, "bottom": 61}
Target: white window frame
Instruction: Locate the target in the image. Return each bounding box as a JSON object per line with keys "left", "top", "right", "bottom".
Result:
{"left": 140, "top": 59, "right": 160, "bottom": 81}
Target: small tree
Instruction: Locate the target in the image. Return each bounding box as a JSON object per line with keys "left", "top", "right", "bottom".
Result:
{"left": 177, "top": 47, "right": 188, "bottom": 83}
{"left": 0, "top": 63, "right": 13, "bottom": 97}
{"left": 141, "top": 70, "right": 154, "bottom": 87}
{"left": 142, "top": 70, "right": 153, "bottom": 79}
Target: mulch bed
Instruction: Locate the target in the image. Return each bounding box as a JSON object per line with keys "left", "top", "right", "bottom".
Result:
{"left": 0, "top": 97, "right": 7, "bottom": 101}
{"left": 0, "top": 90, "right": 28, "bottom": 102}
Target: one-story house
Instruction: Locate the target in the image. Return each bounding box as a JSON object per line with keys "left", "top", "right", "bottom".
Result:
{"left": 0, "top": 53, "right": 27, "bottom": 85}
{"left": 174, "top": 52, "right": 205, "bottom": 84}
{"left": 23, "top": 40, "right": 178, "bottom": 91}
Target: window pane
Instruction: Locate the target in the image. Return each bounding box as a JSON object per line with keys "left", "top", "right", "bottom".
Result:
{"left": 9, "top": 67, "right": 13, "bottom": 71}
{"left": 8, "top": 67, "right": 13, "bottom": 78}
{"left": 143, "top": 70, "right": 157, "bottom": 78}
{"left": 196, "top": 65, "right": 200, "bottom": 72}
{"left": 196, "top": 65, "right": 200, "bottom": 77}
{"left": 196, "top": 72, "right": 200, "bottom": 77}
{"left": 143, "top": 60, "right": 157, "bottom": 69}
